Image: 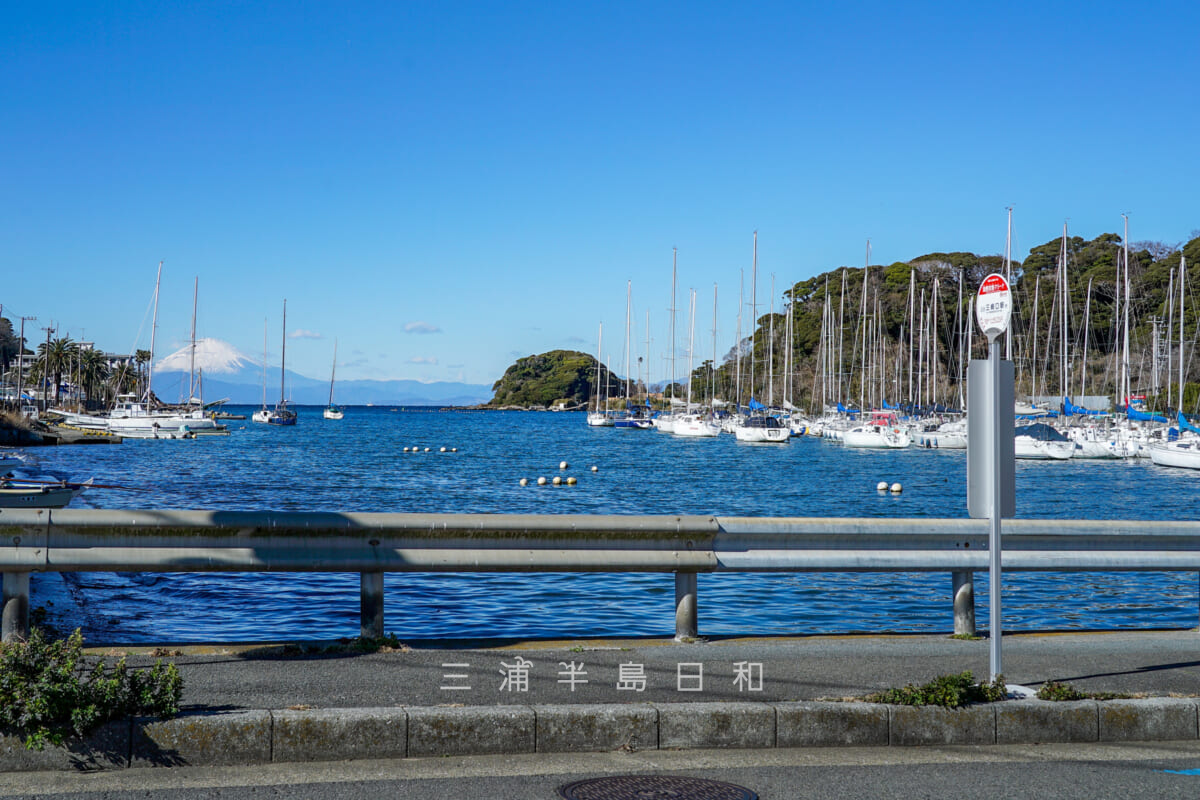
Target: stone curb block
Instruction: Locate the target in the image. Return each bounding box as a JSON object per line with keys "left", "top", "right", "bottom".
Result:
{"left": 890, "top": 704, "right": 996, "bottom": 746}
{"left": 997, "top": 700, "right": 1098, "bottom": 744}
{"left": 407, "top": 705, "right": 534, "bottom": 757}
{"left": 1100, "top": 698, "right": 1200, "bottom": 742}
{"left": 273, "top": 708, "right": 407, "bottom": 763}
{"left": 534, "top": 704, "right": 657, "bottom": 753}
{"left": 777, "top": 702, "right": 889, "bottom": 747}
{"left": 133, "top": 710, "right": 271, "bottom": 768}
{"left": 0, "top": 720, "right": 129, "bottom": 772}
{"left": 657, "top": 702, "right": 775, "bottom": 749}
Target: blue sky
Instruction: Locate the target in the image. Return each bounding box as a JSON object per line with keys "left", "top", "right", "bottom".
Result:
{"left": 3, "top": 1, "right": 1198, "bottom": 386}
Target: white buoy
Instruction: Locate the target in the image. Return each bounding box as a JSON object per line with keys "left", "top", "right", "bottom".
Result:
{"left": 519, "top": 478, "right": 528, "bottom": 487}
{"left": 591, "top": 465, "right": 599, "bottom": 473}
{"left": 451, "top": 447, "right": 458, "bottom": 452}
{"left": 890, "top": 482, "right": 903, "bottom": 493}
{"left": 440, "top": 447, "right": 447, "bottom": 452}
{"left": 552, "top": 476, "right": 562, "bottom": 485}
{"left": 876, "top": 481, "right": 888, "bottom": 492}
{"left": 424, "top": 447, "right": 431, "bottom": 452}
{"left": 403, "top": 447, "right": 410, "bottom": 453}
{"left": 559, "top": 461, "right": 568, "bottom": 470}
{"left": 537, "top": 477, "right": 547, "bottom": 486}
{"left": 566, "top": 476, "right": 577, "bottom": 485}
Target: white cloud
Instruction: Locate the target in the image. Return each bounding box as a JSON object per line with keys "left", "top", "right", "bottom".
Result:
{"left": 409, "top": 356, "right": 439, "bottom": 365}
{"left": 404, "top": 321, "right": 441, "bottom": 334}
{"left": 289, "top": 329, "right": 322, "bottom": 340}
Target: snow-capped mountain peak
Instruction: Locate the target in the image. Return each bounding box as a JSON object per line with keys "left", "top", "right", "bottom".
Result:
{"left": 155, "top": 338, "right": 257, "bottom": 375}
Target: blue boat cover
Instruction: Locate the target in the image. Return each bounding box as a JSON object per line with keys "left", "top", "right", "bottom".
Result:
{"left": 835, "top": 402, "right": 861, "bottom": 416}
{"left": 1063, "top": 397, "right": 1105, "bottom": 416}
{"left": 1179, "top": 412, "right": 1200, "bottom": 436}
{"left": 1126, "top": 405, "right": 1169, "bottom": 423}
{"left": 748, "top": 398, "right": 766, "bottom": 411}
{"left": 882, "top": 399, "right": 897, "bottom": 409}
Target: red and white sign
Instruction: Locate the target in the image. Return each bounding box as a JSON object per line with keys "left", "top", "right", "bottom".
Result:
{"left": 976, "top": 273, "right": 1012, "bottom": 341}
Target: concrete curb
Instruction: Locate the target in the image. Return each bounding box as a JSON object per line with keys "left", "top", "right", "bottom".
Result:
{"left": 3, "top": 698, "right": 1199, "bottom": 773}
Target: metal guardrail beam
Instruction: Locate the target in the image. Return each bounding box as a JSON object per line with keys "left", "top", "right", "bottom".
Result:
{"left": 3, "top": 510, "right": 1199, "bottom": 642}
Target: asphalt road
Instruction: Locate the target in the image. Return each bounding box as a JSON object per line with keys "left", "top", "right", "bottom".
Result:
{"left": 110, "top": 630, "right": 1200, "bottom": 712}
{"left": 7, "top": 741, "right": 1200, "bottom": 799}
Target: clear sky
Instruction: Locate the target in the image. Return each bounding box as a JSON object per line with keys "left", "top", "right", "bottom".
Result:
{"left": 3, "top": 1, "right": 1198, "bottom": 387}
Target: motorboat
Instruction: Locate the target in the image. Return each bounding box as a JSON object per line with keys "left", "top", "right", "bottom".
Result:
{"left": 0, "top": 477, "right": 90, "bottom": 509}
{"left": 672, "top": 412, "right": 720, "bottom": 438}
{"left": 734, "top": 415, "right": 790, "bottom": 443}
{"left": 843, "top": 411, "right": 911, "bottom": 449}
{"left": 912, "top": 418, "right": 967, "bottom": 450}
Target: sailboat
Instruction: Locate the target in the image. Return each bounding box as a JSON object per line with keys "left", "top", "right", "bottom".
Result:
{"left": 251, "top": 320, "right": 271, "bottom": 423}
{"left": 323, "top": 340, "right": 344, "bottom": 420}
{"left": 265, "top": 300, "right": 297, "bottom": 426}
{"left": 586, "top": 323, "right": 613, "bottom": 426}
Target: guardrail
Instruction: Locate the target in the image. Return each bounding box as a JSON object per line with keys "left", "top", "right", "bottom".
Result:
{"left": 3, "top": 510, "right": 1199, "bottom": 641}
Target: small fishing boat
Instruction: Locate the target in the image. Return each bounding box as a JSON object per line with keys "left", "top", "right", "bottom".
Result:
{"left": 0, "top": 477, "right": 91, "bottom": 509}
{"left": 0, "top": 452, "right": 25, "bottom": 470}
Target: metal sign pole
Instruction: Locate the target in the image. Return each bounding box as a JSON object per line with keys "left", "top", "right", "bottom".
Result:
{"left": 988, "top": 337, "right": 1002, "bottom": 682}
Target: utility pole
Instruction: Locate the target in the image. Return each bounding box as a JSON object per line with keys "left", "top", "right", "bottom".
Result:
{"left": 41, "top": 324, "right": 55, "bottom": 411}
{"left": 14, "top": 316, "right": 35, "bottom": 412}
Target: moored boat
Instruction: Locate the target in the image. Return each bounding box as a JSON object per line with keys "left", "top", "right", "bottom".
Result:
{"left": 0, "top": 477, "right": 90, "bottom": 509}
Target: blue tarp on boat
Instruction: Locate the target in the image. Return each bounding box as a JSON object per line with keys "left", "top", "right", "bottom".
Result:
{"left": 835, "top": 402, "right": 860, "bottom": 416}
{"left": 748, "top": 398, "right": 766, "bottom": 411}
{"left": 1126, "top": 405, "right": 1169, "bottom": 423}
{"left": 1065, "top": 398, "right": 1099, "bottom": 417}
{"left": 1180, "top": 412, "right": 1200, "bottom": 436}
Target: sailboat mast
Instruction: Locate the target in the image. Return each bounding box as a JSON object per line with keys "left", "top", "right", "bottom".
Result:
{"left": 838, "top": 267, "right": 846, "bottom": 403}
{"left": 624, "top": 280, "right": 632, "bottom": 402}
{"left": 1005, "top": 207, "right": 1013, "bottom": 360}
{"left": 594, "top": 323, "right": 604, "bottom": 413}
{"left": 686, "top": 289, "right": 697, "bottom": 409}
{"left": 329, "top": 339, "right": 338, "bottom": 406}
{"left": 1122, "top": 214, "right": 1131, "bottom": 407}
{"left": 1180, "top": 255, "right": 1187, "bottom": 411}
{"left": 1081, "top": 279, "right": 1092, "bottom": 400}
{"left": 750, "top": 231, "right": 758, "bottom": 403}
{"left": 908, "top": 268, "right": 915, "bottom": 405}
{"left": 1060, "top": 223, "right": 1069, "bottom": 401}
{"left": 261, "top": 320, "right": 267, "bottom": 410}
{"left": 280, "top": 299, "right": 288, "bottom": 407}
{"left": 645, "top": 309, "right": 651, "bottom": 403}
{"left": 670, "top": 248, "right": 677, "bottom": 410}
{"left": 768, "top": 274, "right": 775, "bottom": 408}
{"left": 146, "top": 260, "right": 163, "bottom": 404}
{"left": 711, "top": 284, "right": 718, "bottom": 406}
{"left": 189, "top": 276, "right": 198, "bottom": 403}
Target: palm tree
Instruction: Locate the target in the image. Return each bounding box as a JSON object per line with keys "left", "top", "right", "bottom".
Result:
{"left": 37, "top": 337, "right": 77, "bottom": 406}
{"left": 77, "top": 348, "right": 111, "bottom": 408}
{"left": 134, "top": 349, "right": 151, "bottom": 397}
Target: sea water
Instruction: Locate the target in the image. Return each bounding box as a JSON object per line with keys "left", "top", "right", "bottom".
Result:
{"left": 19, "top": 407, "right": 1200, "bottom": 642}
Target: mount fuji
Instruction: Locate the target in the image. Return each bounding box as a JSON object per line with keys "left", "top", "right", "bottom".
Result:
{"left": 150, "top": 338, "right": 491, "bottom": 406}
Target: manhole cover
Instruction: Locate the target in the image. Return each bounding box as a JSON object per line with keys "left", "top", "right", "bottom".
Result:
{"left": 558, "top": 774, "right": 757, "bottom": 800}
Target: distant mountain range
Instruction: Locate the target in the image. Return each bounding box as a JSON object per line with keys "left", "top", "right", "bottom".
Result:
{"left": 151, "top": 339, "right": 492, "bottom": 406}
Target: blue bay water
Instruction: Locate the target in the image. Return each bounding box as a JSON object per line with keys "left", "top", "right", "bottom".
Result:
{"left": 20, "top": 407, "right": 1200, "bottom": 643}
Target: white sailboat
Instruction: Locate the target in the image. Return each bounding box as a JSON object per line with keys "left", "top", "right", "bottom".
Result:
{"left": 252, "top": 320, "right": 272, "bottom": 423}
{"left": 673, "top": 289, "right": 720, "bottom": 438}
{"left": 323, "top": 340, "right": 344, "bottom": 420}
{"left": 586, "top": 323, "right": 613, "bottom": 427}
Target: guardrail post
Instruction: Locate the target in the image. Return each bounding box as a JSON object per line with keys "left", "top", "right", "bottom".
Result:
{"left": 360, "top": 571, "right": 384, "bottom": 639}
{"left": 675, "top": 572, "right": 698, "bottom": 641}
{"left": 2, "top": 572, "right": 30, "bottom": 642}
{"left": 953, "top": 570, "right": 976, "bottom": 637}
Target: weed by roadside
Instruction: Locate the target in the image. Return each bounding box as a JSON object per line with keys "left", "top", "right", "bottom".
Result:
{"left": 0, "top": 628, "right": 182, "bottom": 750}
{"left": 865, "top": 671, "right": 1007, "bottom": 708}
